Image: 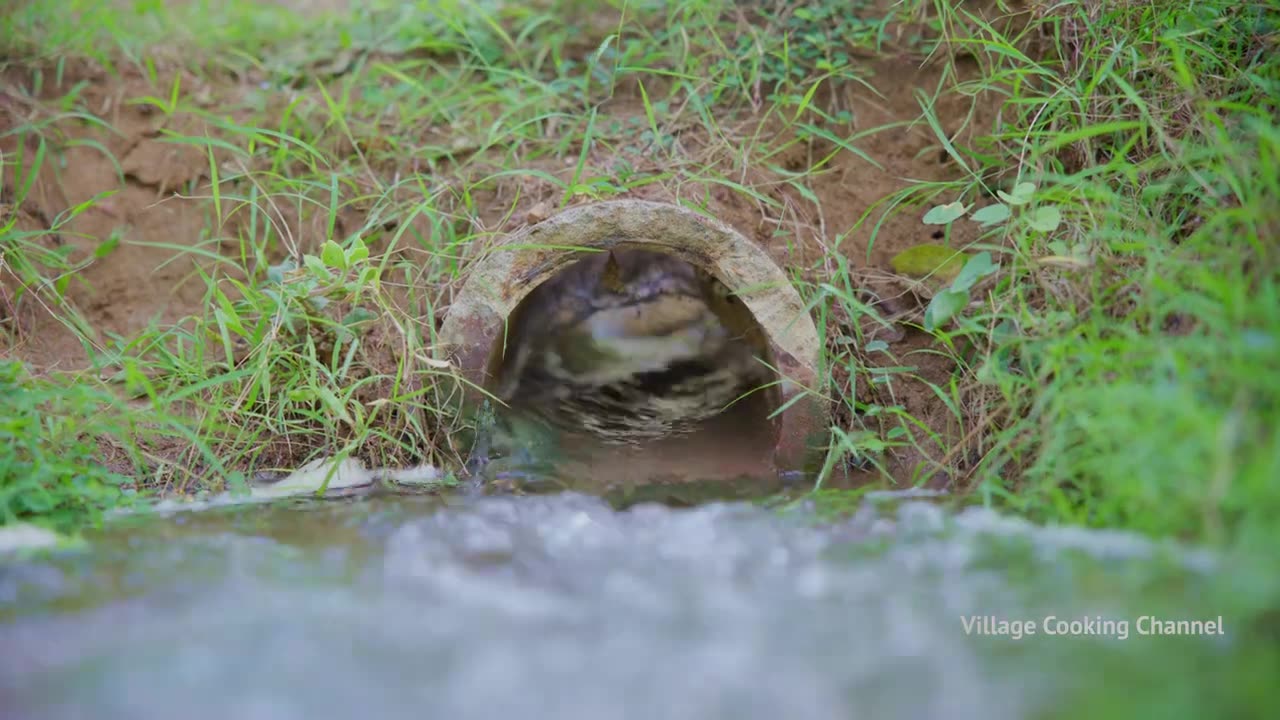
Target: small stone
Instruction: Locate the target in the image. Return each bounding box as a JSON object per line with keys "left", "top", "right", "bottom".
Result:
{"left": 525, "top": 201, "right": 552, "bottom": 225}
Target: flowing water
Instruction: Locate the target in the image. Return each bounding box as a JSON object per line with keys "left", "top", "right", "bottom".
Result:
{"left": 0, "top": 488, "right": 1272, "bottom": 720}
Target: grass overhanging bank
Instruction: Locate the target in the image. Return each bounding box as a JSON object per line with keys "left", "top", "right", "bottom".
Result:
{"left": 0, "top": 0, "right": 1276, "bottom": 556}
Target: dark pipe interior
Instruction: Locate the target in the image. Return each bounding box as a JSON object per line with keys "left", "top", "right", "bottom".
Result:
{"left": 483, "top": 246, "right": 785, "bottom": 495}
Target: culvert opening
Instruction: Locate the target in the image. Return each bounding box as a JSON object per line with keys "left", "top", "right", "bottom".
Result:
{"left": 437, "top": 199, "right": 830, "bottom": 499}
{"left": 484, "top": 245, "right": 786, "bottom": 491}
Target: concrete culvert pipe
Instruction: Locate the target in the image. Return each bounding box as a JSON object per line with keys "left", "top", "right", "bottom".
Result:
{"left": 436, "top": 199, "right": 830, "bottom": 504}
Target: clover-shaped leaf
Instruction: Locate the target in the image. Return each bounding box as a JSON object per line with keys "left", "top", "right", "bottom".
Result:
{"left": 266, "top": 259, "right": 297, "bottom": 285}
{"left": 997, "top": 181, "right": 1037, "bottom": 206}
{"left": 950, "top": 251, "right": 998, "bottom": 293}
{"left": 1027, "top": 206, "right": 1062, "bottom": 232}
{"left": 923, "top": 202, "right": 968, "bottom": 225}
{"left": 303, "top": 254, "right": 332, "bottom": 280}
{"left": 971, "top": 203, "right": 1011, "bottom": 227}
{"left": 924, "top": 290, "right": 968, "bottom": 331}
{"left": 320, "top": 240, "right": 347, "bottom": 271}
{"left": 346, "top": 237, "right": 369, "bottom": 265}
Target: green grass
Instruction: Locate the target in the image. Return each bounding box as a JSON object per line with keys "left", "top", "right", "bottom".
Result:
{"left": 901, "top": 0, "right": 1280, "bottom": 554}
{"left": 1, "top": 0, "right": 1277, "bottom": 566}
{"left": 0, "top": 358, "right": 185, "bottom": 533}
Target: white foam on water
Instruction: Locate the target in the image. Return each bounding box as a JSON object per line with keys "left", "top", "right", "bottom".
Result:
{"left": 0, "top": 492, "right": 1230, "bottom": 720}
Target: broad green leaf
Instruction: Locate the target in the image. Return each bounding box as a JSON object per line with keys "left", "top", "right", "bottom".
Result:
{"left": 924, "top": 290, "right": 969, "bottom": 331}
{"left": 971, "top": 203, "right": 1011, "bottom": 226}
{"left": 890, "top": 244, "right": 969, "bottom": 282}
{"left": 303, "top": 254, "right": 331, "bottom": 280}
{"left": 357, "top": 266, "right": 380, "bottom": 289}
{"left": 922, "top": 202, "right": 968, "bottom": 225}
{"left": 1028, "top": 205, "right": 1062, "bottom": 232}
{"left": 346, "top": 237, "right": 369, "bottom": 264}
{"left": 997, "top": 181, "right": 1037, "bottom": 206}
{"left": 321, "top": 240, "right": 347, "bottom": 270}
{"left": 992, "top": 318, "right": 1020, "bottom": 344}
{"left": 341, "top": 307, "right": 378, "bottom": 328}
{"left": 267, "top": 259, "right": 296, "bottom": 284}
{"left": 950, "top": 251, "right": 999, "bottom": 293}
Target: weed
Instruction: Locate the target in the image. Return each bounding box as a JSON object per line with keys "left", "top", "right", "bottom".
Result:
{"left": 882, "top": 0, "right": 1280, "bottom": 549}
{"left": 0, "top": 359, "right": 137, "bottom": 532}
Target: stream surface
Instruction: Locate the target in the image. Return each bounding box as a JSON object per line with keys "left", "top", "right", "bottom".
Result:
{"left": 0, "top": 489, "right": 1269, "bottom": 720}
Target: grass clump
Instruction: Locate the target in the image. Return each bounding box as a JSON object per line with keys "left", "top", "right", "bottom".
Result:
{"left": 0, "top": 359, "right": 139, "bottom": 532}
{"left": 808, "top": 0, "right": 1280, "bottom": 551}
{"left": 705, "top": 0, "right": 1272, "bottom": 557}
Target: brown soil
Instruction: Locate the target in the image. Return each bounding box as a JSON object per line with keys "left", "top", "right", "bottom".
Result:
{"left": 0, "top": 26, "right": 998, "bottom": 494}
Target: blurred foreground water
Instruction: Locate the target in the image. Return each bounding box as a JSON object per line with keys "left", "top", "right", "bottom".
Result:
{"left": 1, "top": 490, "right": 1275, "bottom": 720}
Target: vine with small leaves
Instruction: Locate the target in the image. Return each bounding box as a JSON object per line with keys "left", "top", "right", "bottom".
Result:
{"left": 916, "top": 181, "right": 1066, "bottom": 331}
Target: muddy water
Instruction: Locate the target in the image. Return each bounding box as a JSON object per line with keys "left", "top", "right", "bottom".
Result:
{"left": 0, "top": 491, "right": 1260, "bottom": 720}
